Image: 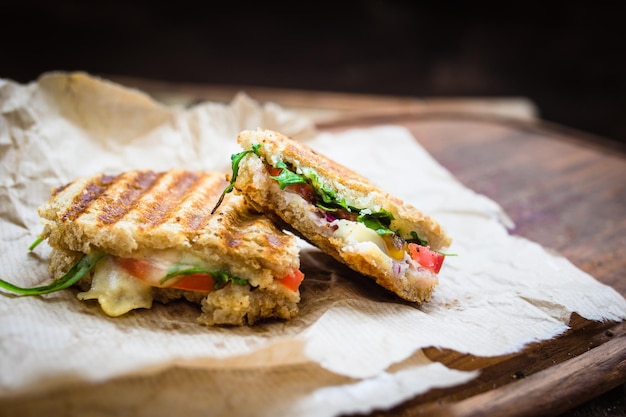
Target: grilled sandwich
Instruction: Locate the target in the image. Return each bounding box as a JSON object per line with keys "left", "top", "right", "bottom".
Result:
{"left": 215, "top": 129, "right": 452, "bottom": 303}
{"left": 0, "top": 170, "right": 304, "bottom": 326}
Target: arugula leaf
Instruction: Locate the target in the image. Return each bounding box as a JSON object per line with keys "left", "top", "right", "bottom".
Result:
{"left": 213, "top": 144, "right": 430, "bottom": 248}
{"left": 269, "top": 160, "right": 308, "bottom": 189}
{"left": 301, "top": 169, "right": 352, "bottom": 212}
{"left": 406, "top": 231, "right": 428, "bottom": 246}
{"left": 0, "top": 251, "right": 105, "bottom": 296}
{"left": 161, "top": 264, "right": 248, "bottom": 290}
{"left": 211, "top": 144, "right": 262, "bottom": 214}
{"left": 300, "top": 169, "right": 347, "bottom": 210}
{"left": 357, "top": 210, "right": 395, "bottom": 236}
{"left": 160, "top": 265, "right": 210, "bottom": 284}
{"left": 267, "top": 163, "right": 353, "bottom": 212}
{"left": 211, "top": 270, "right": 248, "bottom": 288}
{"left": 270, "top": 165, "right": 417, "bottom": 242}
{"left": 28, "top": 236, "right": 44, "bottom": 251}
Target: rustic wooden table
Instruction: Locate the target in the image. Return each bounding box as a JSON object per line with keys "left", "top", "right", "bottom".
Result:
{"left": 111, "top": 76, "right": 626, "bottom": 417}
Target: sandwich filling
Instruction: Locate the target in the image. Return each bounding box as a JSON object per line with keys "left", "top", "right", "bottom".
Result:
{"left": 214, "top": 145, "right": 446, "bottom": 276}
{"left": 0, "top": 243, "right": 304, "bottom": 317}
{"left": 0, "top": 169, "right": 305, "bottom": 325}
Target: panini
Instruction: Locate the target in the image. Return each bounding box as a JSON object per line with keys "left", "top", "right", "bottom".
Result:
{"left": 215, "top": 129, "right": 452, "bottom": 303}
{"left": 0, "top": 170, "right": 304, "bottom": 326}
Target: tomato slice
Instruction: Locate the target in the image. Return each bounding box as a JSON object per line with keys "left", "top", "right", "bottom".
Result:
{"left": 114, "top": 257, "right": 215, "bottom": 291}
{"left": 170, "top": 274, "right": 215, "bottom": 292}
{"left": 286, "top": 183, "right": 315, "bottom": 202}
{"left": 267, "top": 166, "right": 283, "bottom": 176}
{"left": 408, "top": 243, "right": 445, "bottom": 274}
{"left": 277, "top": 269, "right": 305, "bottom": 292}
{"left": 114, "top": 257, "right": 161, "bottom": 283}
{"left": 115, "top": 256, "right": 296, "bottom": 293}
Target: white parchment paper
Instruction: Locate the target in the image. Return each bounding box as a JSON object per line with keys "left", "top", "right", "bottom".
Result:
{"left": 1, "top": 72, "right": 624, "bottom": 417}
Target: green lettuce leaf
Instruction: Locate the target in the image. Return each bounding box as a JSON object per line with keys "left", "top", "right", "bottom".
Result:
{"left": 269, "top": 160, "right": 308, "bottom": 189}
{"left": 213, "top": 144, "right": 427, "bottom": 245}
{"left": 211, "top": 144, "right": 262, "bottom": 214}
{"left": 0, "top": 251, "right": 105, "bottom": 296}
{"left": 357, "top": 209, "right": 395, "bottom": 236}
{"left": 161, "top": 264, "right": 248, "bottom": 290}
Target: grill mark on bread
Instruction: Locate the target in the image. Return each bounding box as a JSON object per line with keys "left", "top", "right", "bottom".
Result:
{"left": 137, "top": 171, "right": 203, "bottom": 229}
{"left": 97, "top": 171, "right": 163, "bottom": 225}
{"left": 60, "top": 174, "right": 122, "bottom": 222}
{"left": 176, "top": 174, "right": 229, "bottom": 231}
{"left": 218, "top": 208, "right": 250, "bottom": 249}
{"left": 57, "top": 171, "right": 217, "bottom": 232}
{"left": 52, "top": 182, "right": 71, "bottom": 197}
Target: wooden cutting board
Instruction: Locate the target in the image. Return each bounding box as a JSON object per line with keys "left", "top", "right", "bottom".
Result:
{"left": 319, "top": 113, "right": 626, "bottom": 417}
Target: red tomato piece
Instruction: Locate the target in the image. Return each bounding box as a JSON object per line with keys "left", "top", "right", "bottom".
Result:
{"left": 114, "top": 257, "right": 214, "bottom": 291}
{"left": 171, "top": 274, "right": 215, "bottom": 292}
{"left": 408, "top": 243, "right": 445, "bottom": 274}
{"left": 277, "top": 269, "right": 305, "bottom": 292}
{"left": 265, "top": 164, "right": 314, "bottom": 201}
{"left": 267, "top": 166, "right": 283, "bottom": 176}
{"left": 114, "top": 257, "right": 156, "bottom": 281}
{"left": 286, "top": 183, "right": 315, "bottom": 202}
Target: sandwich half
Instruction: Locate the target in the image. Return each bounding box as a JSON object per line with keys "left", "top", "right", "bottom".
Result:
{"left": 0, "top": 170, "right": 304, "bottom": 326}
{"left": 215, "top": 129, "right": 452, "bottom": 303}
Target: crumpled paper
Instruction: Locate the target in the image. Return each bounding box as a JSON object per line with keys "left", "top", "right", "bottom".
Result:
{"left": 1, "top": 72, "right": 625, "bottom": 417}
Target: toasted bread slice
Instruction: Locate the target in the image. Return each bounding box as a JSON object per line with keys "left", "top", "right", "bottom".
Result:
{"left": 231, "top": 129, "right": 452, "bottom": 303}
{"left": 35, "top": 170, "right": 303, "bottom": 325}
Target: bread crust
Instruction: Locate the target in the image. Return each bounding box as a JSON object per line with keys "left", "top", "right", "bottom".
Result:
{"left": 238, "top": 129, "right": 452, "bottom": 250}
{"left": 40, "top": 170, "right": 302, "bottom": 325}
{"left": 234, "top": 129, "right": 450, "bottom": 303}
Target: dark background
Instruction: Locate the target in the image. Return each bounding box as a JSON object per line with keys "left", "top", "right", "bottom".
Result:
{"left": 3, "top": 1, "right": 625, "bottom": 143}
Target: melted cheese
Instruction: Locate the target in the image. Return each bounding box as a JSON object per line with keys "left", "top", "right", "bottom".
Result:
{"left": 332, "top": 219, "right": 412, "bottom": 265}
{"left": 75, "top": 250, "right": 238, "bottom": 317}
{"left": 77, "top": 257, "right": 153, "bottom": 317}
{"left": 332, "top": 219, "right": 387, "bottom": 254}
